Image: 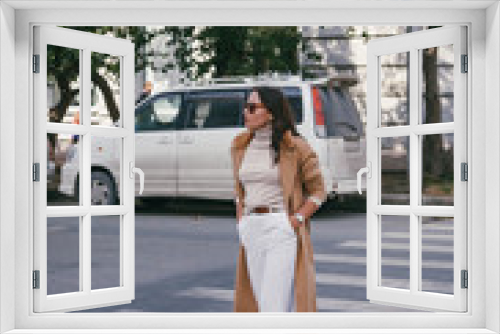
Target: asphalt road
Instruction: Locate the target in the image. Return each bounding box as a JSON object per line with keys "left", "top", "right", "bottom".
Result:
{"left": 45, "top": 196, "right": 454, "bottom": 313}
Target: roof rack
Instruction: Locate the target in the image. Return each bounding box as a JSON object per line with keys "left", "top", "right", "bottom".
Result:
{"left": 177, "top": 72, "right": 303, "bottom": 87}
{"left": 173, "top": 72, "right": 360, "bottom": 88}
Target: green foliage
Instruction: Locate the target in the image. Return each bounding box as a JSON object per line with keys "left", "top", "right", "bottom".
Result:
{"left": 48, "top": 26, "right": 323, "bottom": 122}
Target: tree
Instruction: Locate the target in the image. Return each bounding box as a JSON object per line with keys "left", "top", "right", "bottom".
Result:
{"left": 48, "top": 26, "right": 155, "bottom": 124}
{"left": 151, "top": 26, "right": 322, "bottom": 80}
{"left": 422, "top": 26, "right": 453, "bottom": 187}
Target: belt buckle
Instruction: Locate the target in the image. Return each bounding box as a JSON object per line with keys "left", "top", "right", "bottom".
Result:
{"left": 247, "top": 205, "right": 283, "bottom": 215}
{"left": 250, "top": 206, "right": 267, "bottom": 215}
{"left": 256, "top": 206, "right": 268, "bottom": 214}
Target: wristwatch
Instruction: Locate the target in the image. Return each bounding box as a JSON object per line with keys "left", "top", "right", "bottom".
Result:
{"left": 294, "top": 212, "right": 305, "bottom": 224}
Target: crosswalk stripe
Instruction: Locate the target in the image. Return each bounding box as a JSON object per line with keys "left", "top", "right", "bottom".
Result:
{"left": 314, "top": 253, "right": 453, "bottom": 269}
{"left": 382, "top": 231, "right": 453, "bottom": 240}
{"left": 175, "top": 287, "right": 233, "bottom": 301}
{"left": 421, "top": 225, "right": 454, "bottom": 231}
{"left": 340, "top": 240, "right": 453, "bottom": 253}
{"left": 316, "top": 272, "right": 453, "bottom": 292}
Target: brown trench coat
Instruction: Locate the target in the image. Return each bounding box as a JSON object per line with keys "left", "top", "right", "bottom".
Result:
{"left": 230, "top": 128, "right": 327, "bottom": 312}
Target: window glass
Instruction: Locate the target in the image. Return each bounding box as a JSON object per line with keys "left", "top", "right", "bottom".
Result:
{"left": 135, "top": 94, "right": 182, "bottom": 131}
{"left": 322, "top": 85, "right": 363, "bottom": 138}
{"left": 244, "top": 86, "right": 303, "bottom": 124}
{"left": 184, "top": 90, "right": 245, "bottom": 129}
{"left": 278, "top": 86, "right": 303, "bottom": 124}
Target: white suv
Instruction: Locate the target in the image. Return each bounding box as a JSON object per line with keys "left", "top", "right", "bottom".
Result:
{"left": 59, "top": 74, "right": 366, "bottom": 205}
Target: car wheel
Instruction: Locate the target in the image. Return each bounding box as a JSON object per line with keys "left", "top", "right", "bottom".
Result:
{"left": 91, "top": 170, "right": 116, "bottom": 205}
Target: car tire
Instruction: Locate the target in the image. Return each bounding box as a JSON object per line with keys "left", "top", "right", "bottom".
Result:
{"left": 90, "top": 170, "right": 117, "bottom": 205}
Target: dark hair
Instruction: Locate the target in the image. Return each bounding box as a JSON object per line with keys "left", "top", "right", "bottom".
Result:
{"left": 251, "top": 85, "right": 302, "bottom": 165}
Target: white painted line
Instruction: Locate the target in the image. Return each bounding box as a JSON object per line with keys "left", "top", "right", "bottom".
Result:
{"left": 383, "top": 232, "right": 453, "bottom": 240}
{"left": 340, "top": 240, "right": 453, "bottom": 253}
{"left": 316, "top": 272, "right": 453, "bottom": 292}
{"left": 314, "top": 253, "right": 453, "bottom": 269}
{"left": 175, "top": 287, "right": 233, "bottom": 302}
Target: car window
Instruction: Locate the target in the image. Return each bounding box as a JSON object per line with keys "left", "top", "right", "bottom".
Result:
{"left": 280, "top": 86, "right": 303, "bottom": 125}
{"left": 135, "top": 93, "right": 182, "bottom": 132}
{"left": 183, "top": 90, "right": 245, "bottom": 129}
{"left": 243, "top": 86, "right": 303, "bottom": 125}
{"left": 318, "top": 85, "right": 363, "bottom": 137}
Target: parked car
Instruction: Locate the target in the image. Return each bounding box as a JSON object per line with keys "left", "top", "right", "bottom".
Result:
{"left": 58, "top": 74, "right": 366, "bottom": 205}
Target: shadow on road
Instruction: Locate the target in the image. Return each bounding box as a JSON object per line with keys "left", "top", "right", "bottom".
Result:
{"left": 135, "top": 194, "right": 366, "bottom": 217}
{"left": 48, "top": 190, "right": 366, "bottom": 217}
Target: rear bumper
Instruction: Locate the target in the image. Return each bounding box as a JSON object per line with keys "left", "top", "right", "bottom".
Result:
{"left": 332, "top": 179, "right": 366, "bottom": 194}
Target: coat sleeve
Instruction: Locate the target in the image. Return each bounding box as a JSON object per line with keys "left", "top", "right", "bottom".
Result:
{"left": 298, "top": 142, "right": 328, "bottom": 207}
{"left": 230, "top": 142, "right": 244, "bottom": 205}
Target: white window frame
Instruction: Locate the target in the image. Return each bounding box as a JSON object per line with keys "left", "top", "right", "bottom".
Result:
{"left": 33, "top": 25, "right": 137, "bottom": 313}
{"left": 364, "top": 25, "right": 468, "bottom": 312}
{"left": 0, "top": 1, "right": 498, "bottom": 333}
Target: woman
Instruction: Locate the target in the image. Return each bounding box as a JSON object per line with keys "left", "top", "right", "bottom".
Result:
{"left": 231, "top": 85, "right": 327, "bottom": 312}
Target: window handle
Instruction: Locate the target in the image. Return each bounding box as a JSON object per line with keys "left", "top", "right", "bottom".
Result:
{"left": 129, "top": 161, "right": 145, "bottom": 195}
{"left": 357, "top": 161, "right": 371, "bottom": 194}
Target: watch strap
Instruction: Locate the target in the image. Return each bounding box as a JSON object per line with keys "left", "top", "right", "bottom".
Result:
{"left": 294, "top": 212, "right": 305, "bottom": 224}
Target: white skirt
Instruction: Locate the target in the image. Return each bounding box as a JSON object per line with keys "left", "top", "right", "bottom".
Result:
{"left": 237, "top": 211, "right": 297, "bottom": 312}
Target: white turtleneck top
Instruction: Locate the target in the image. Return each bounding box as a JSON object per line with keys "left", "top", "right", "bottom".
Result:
{"left": 238, "top": 122, "right": 287, "bottom": 212}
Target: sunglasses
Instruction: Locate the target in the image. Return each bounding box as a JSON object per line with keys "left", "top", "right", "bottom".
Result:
{"left": 244, "top": 102, "right": 266, "bottom": 114}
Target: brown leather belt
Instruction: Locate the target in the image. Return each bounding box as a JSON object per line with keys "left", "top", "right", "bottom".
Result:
{"left": 247, "top": 205, "right": 284, "bottom": 215}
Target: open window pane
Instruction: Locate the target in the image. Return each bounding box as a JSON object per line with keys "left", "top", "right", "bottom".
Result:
{"left": 91, "top": 136, "right": 121, "bottom": 206}
{"left": 47, "top": 133, "right": 81, "bottom": 206}
{"left": 381, "top": 215, "right": 410, "bottom": 290}
{"left": 421, "top": 216, "right": 454, "bottom": 294}
{"left": 47, "top": 216, "right": 81, "bottom": 295}
{"left": 47, "top": 44, "right": 81, "bottom": 124}
{"left": 422, "top": 133, "right": 454, "bottom": 206}
{"left": 421, "top": 44, "right": 454, "bottom": 124}
{"left": 91, "top": 52, "right": 121, "bottom": 127}
{"left": 381, "top": 136, "right": 409, "bottom": 205}
{"left": 92, "top": 215, "right": 121, "bottom": 290}
{"left": 379, "top": 51, "right": 409, "bottom": 127}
